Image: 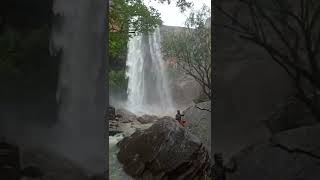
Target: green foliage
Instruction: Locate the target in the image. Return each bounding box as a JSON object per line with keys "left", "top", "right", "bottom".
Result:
{"left": 109, "top": 0, "right": 162, "bottom": 58}
{"left": 109, "top": 69, "right": 128, "bottom": 94}
{"left": 109, "top": 32, "right": 128, "bottom": 59}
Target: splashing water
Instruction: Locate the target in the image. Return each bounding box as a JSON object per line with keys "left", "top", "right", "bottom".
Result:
{"left": 109, "top": 134, "right": 132, "bottom": 180}
{"left": 126, "top": 27, "right": 174, "bottom": 116}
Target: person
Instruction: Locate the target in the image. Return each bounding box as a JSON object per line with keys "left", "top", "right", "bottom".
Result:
{"left": 211, "top": 153, "right": 237, "bottom": 180}
{"left": 175, "top": 110, "right": 183, "bottom": 122}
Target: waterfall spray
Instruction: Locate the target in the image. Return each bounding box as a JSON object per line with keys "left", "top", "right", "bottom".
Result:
{"left": 126, "top": 27, "right": 174, "bottom": 116}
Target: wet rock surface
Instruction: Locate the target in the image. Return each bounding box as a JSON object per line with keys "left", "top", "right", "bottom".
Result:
{"left": 116, "top": 109, "right": 138, "bottom": 123}
{"left": 109, "top": 106, "right": 158, "bottom": 136}
{"left": 109, "top": 107, "right": 138, "bottom": 136}
{"left": 117, "top": 117, "right": 211, "bottom": 180}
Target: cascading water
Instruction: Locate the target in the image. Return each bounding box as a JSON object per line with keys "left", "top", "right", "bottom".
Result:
{"left": 126, "top": 27, "right": 174, "bottom": 116}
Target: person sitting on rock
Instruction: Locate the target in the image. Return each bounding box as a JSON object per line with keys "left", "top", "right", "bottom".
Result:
{"left": 175, "top": 110, "right": 186, "bottom": 126}
{"left": 211, "top": 153, "right": 237, "bottom": 180}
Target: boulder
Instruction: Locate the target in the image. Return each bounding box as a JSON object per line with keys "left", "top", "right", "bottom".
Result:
{"left": 183, "top": 101, "right": 211, "bottom": 153}
{"left": 228, "top": 125, "right": 320, "bottom": 180}
{"left": 117, "top": 117, "right": 211, "bottom": 180}
{"left": 137, "top": 115, "right": 158, "bottom": 124}
{"left": 116, "top": 109, "right": 138, "bottom": 123}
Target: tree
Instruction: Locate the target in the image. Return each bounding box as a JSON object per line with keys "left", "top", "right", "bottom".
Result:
{"left": 162, "top": 6, "right": 212, "bottom": 101}
{"left": 214, "top": 0, "right": 320, "bottom": 121}
{"left": 109, "top": 0, "right": 162, "bottom": 58}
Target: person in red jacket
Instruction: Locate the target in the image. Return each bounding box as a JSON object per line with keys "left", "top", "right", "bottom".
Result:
{"left": 175, "top": 110, "right": 186, "bottom": 127}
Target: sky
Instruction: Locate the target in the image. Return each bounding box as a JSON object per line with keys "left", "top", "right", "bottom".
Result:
{"left": 144, "top": 0, "right": 211, "bottom": 27}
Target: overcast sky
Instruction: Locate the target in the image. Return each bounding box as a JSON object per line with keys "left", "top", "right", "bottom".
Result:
{"left": 144, "top": 0, "right": 211, "bottom": 27}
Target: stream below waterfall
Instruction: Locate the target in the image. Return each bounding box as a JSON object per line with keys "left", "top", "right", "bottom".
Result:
{"left": 109, "top": 134, "right": 131, "bottom": 180}
{"left": 109, "top": 121, "right": 154, "bottom": 180}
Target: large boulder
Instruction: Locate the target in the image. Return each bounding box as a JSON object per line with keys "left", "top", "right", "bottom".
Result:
{"left": 183, "top": 101, "right": 211, "bottom": 153}
{"left": 117, "top": 117, "right": 211, "bottom": 180}
{"left": 228, "top": 125, "right": 320, "bottom": 180}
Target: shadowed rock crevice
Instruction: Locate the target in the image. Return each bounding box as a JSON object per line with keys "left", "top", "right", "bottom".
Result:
{"left": 272, "top": 143, "right": 320, "bottom": 160}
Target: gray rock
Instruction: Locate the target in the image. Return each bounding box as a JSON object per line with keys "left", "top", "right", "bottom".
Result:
{"left": 117, "top": 117, "right": 211, "bottom": 180}
{"left": 228, "top": 125, "right": 320, "bottom": 180}
{"left": 183, "top": 101, "right": 211, "bottom": 153}
{"left": 116, "top": 109, "right": 138, "bottom": 123}
{"left": 137, "top": 115, "right": 158, "bottom": 124}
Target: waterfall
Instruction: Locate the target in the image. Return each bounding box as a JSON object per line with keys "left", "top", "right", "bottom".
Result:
{"left": 126, "top": 27, "right": 174, "bottom": 116}
{"left": 50, "top": 0, "right": 107, "bottom": 174}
